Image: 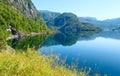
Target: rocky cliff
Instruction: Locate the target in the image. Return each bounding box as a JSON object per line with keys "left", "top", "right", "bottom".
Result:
{"left": 0, "top": 0, "right": 43, "bottom": 21}
{"left": 0, "top": 0, "right": 48, "bottom": 42}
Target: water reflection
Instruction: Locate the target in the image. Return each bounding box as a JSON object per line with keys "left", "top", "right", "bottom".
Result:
{"left": 7, "top": 30, "right": 120, "bottom": 75}
{"left": 7, "top": 35, "right": 48, "bottom": 50}
{"left": 40, "top": 31, "right": 120, "bottom": 76}
{"left": 41, "top": 31, "right": 97, "bottom": 47}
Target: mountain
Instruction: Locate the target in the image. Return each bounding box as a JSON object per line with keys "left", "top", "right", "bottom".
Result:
{"left": 79, "top": 17, "right": 100, "bottom": 25}
{"left": 79, "top": 17, "right": 120, "bottom": 31}
{"left": 46, "top": 13, "right": 101, "bottom": 33}
{"left": 0, "top": 0, "right": 48, "bottom": 45}
{"left": 101, "top": 18, "right": 120, "bottom": 31}
{"left": 1, "top": 0, "right": 42, "bottom": 20}
{"left": 79, "top": 17, "right": 98, "bottom": 22}
{"left": 40, "top": 10, "right": 61, "bottom": 23}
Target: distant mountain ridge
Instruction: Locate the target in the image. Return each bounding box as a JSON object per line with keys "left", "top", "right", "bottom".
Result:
{"left": 40, "top": 10, "right": 61, "bottom": 23}
{"left": 79, "top": 17, "right": 120, "bottom": 31}
{"left": 39, "top": 11, "right": 101, "bottom": 33}
{"left": 40, "top": 10, "right": 120, "bottom": 31}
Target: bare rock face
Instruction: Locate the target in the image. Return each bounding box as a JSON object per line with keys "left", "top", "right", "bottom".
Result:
{"left": 1, "top": 0, "right": 42, "bottom": 20}
{"left": 13, "top": 0, "right": 39, "bottom": 20}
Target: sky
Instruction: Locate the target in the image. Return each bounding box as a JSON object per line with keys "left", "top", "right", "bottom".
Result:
{"left": 31, "top": 0, "right": 120, "bottom": 20}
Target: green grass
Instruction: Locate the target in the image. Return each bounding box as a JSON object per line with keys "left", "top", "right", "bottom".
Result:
{"left": 0, "top": 48, "right": 86, "bottom": 76}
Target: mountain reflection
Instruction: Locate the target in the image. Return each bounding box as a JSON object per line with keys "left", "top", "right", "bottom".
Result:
{"left": 41, "top": 31, "right": 98, "bottom": 47}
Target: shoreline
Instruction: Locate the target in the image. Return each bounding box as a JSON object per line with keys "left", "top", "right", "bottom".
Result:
{"left": 6, "top": 30, "right": 56, "bottom": 41}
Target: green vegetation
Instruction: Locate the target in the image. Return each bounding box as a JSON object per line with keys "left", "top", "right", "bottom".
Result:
{"left": 0, "top": 3, "right": 48, "bottom": 34}
{"left": 0, "top": 2, "right": 49, "bottom": 46}
{"left": 46, "top": 13, "right": 101, "bottom": 32}
{"left": 0, "top": 29, "right": 9, "bottom": 49}
{"left": 0, "top": 48, "right": 85, "bottom": 76}
{"left": 0, "top": 0, "right": 42, "bottom": 21}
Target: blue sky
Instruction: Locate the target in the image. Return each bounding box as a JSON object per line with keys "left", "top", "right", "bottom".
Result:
{"left": 31, "top": 0, "right": 120, "bottom": 20}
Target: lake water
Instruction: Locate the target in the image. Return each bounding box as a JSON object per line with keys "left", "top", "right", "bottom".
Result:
{"left": 8, "top": 31, "right": 120, "bottom": 76}
{"left": 39, "top": 31, "right": 120, "bottom": 76}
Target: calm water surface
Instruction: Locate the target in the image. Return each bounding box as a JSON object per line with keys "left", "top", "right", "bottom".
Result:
{"left": 39, "top": 32, "right": 120, "bottom": 76}
{"left": 8, "top": 31, "right": 120, "bottom": 76}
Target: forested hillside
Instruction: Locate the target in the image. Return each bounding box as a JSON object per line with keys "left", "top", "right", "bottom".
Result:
{"left": 46, "top": 13, "right": 101, "bottom": 33}
{"left": 0, "top": 0, "right": 48, "bottom": 46}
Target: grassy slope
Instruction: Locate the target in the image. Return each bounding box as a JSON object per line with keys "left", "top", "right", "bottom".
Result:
{"left": 0, "top": 48, "right": 85, "bottom": 76}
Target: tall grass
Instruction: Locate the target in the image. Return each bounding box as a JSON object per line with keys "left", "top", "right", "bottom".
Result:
{"left": 0, "top": 48, "right": 85, "bottom": 76}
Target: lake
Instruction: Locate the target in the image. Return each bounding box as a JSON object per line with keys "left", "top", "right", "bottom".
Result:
{"left": 8, "top": 31, "right": 120, "bottom": 76}
{"left": 39, "top": 31, "right": 120, "bottom": 76}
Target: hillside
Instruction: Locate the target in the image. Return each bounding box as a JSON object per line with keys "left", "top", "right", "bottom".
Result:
{"left": 79, "top": 17, "right": 120, "bottom": 31}
{"left": 1, "top": 0, "right": 42, "bottom": 21}
{"left": 0, "top": 0, "right": 48, "bottom": 45}
{"left": 79, "top": 17, "right": 100, "bottom": 26}
{"left": 46, "top": 13, "right": 101, "bottom": 33}
{"left": 40, "top": 10, "right": 61, "bottom": 23}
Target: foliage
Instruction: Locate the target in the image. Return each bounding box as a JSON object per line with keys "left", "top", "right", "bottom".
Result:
{"left": 0, "top": 2, "right": 49, "bottom": 46}
{"left": 0, "top": 3, "right": 48, "bottom": 34}
{"left": 0, "top": 29, "right": 10, "bottom": 48}
{"left": 0, "top": 48, "right": 85, "bottom": 76}
{"left": 0, "top": 0, "right": 43, "bottom": 21}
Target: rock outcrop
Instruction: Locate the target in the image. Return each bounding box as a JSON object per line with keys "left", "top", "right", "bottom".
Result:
{"left": 0, "top": 0, "right": 43, "bottom": 21}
